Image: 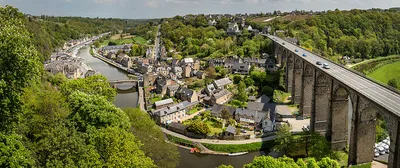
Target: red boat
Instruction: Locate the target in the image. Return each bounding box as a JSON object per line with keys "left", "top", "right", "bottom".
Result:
{"left": 190, "top": 148, "right": 200, "bottom": 153}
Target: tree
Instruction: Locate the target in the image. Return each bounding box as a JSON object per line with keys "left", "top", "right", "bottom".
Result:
{"left": 124, "top": 108, "right": 179, "bottom": 168}
{"left": 261, "top": 85, "right": 274, "bottom": 97}
{"left": 317, "top": 157, "right": 340, "bottom": 168}
{"left": 61, "top": 75, "right": 117, "bottom": 101}
{"left": 217, "top": 165, "right": 234, "bottom": 168}
{"left": 237, "top": 81, "right": 248, "bottom": 102}
{"left": 93, "top": 41, "right": 100, "bottom": 48}
{"left": 91, "top": 126, "right": 156, "bottom": 167}
{"left": 0, "top": 133, "right": 34, "bottom": 167}
{"left": 233, "top": 75, "right": 242, "bottom": 84}
{"left": 0, "top": 6, "right": 41, "bottom": 132}
{"left": 67, "top": 91, "right": 130, "bottom": 132}
{"left": 296, "top": 158, "right": 307, "bottom": 168}
{"left": 274, "top": 124, "right": 293, "bottom": 155}
{"left": 388, "top": 78, "right": 399, "bottom": 89}
{"left": 108, "top": 41, "right": 117, "bottom": 46}
{"left": 219, "top": 67, "right": 229, "bottom": 78}
{"left": 206, "top": 66, "right": 217, "bottom": 79}
{"left": 221, "top": 108, "right": 232, "bottom": 120}
{"left": 186, "top": 120, "right": 211, "bottom": 135}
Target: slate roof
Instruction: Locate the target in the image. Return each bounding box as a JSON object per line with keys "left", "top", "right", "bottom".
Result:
{"left": 212, "top": 89, "right": 231, "bottom": 99}
{"left": 167, "top": 84, "right": 180, "bottom": 92}
{"left": 226, "top": 125, "right": 236, "bottom": 134}
{"left": 153, "top": 102, "right": 185, "bottom": 117}
{"left": 180, "top": 87, "right": 194, "bottom": 97}
{"left": 256, "top": 94, "right": 271, "bottom": 103}
{"left": 154, "top": 98, "right": 173, "bottom": 107}
{"left": 235, "top": 108, "right": 268, "bottom": 123}
{"left": 211, "top": 104, "right": 236, "bottom": 116}
{"left": 214, "top": 77, "right": 233, "bottom": 88}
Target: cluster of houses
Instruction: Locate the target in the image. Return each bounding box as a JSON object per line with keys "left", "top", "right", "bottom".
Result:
{"left": 210, "top": 94, "right": 276, "bottom": 132}
{"left": 99, "top": 44, "right": 154, "bottom": 69}
{"left": 45, "top": 53, "right": 95, "bottom": 79}
{"left": 208, "top": 54, "right": 277, "bottom": 73}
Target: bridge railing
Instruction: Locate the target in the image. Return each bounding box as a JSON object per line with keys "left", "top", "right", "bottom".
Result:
{"left": 265, "top": 34, "right": 400, "bottom": 95}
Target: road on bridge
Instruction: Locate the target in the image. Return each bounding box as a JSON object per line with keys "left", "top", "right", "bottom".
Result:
{"left": 265, "top": 34, "right": 400, "bottom": 116}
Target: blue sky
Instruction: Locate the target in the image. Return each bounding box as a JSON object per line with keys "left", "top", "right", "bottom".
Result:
{"left": 1, "top": 0, "right": 399, "bottom": 19}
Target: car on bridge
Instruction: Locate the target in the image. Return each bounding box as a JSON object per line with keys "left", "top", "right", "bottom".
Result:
{"left": 295, "top": 49, "right": 298, "bottom": 52}
{"left": 302, "top": 53, "right": 307, "bottom": 57}
{"left": 323, "top": 63, "right": 330, "bottom": 69}
{"left": 316, "top": 61, "right": 322, "bottom": 65}
{"left": 282, "top": 42, "right": 285, "bottom": 45}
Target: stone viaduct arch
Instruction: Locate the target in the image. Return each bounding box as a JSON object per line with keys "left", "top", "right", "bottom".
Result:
{"left": 273, "top": 43, "right": 400, "bottom": 168}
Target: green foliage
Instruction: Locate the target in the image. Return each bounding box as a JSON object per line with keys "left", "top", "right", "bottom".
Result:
{"left": 236, "top": 81, "right": 248, "bottom": 102}
{"left": 297, "top": 158, "right": 307, "bottom": 168}
{"left": 274, "top": 124, "right": 293, "bottom": 155}
{"left": 93, "top": 41, "right": 100, "bottom": 48}
{"left": 0, "top": 6, "right": 42, "bottom": 132}
{"left": 67, "top": 91, "right": 130, "bottom": 132}
{"left": 185, "top": 120, "right": 211, "bottom": 135}
{"left": 124, "top": 108, "right": 180, "bottom": 168}
{"left": 221, "top": 108, "right": 233, "bottom": 120}
{"left": 317, "top": 157, "right": 340, "bottom": 168}
{"left": 202, "top": 140, "right": 274, "bottom": 153}
{"left": 387, "top": 78, "right": 399, "bottom": 89}
{"left": 233, "top": 75, "right": 242, "bottom": 84}
{"left": 61, "top": 75, "right": 117, "bottom": 101}
{"left": 376, "top": 116, "right": 388, "bottom": 142}
{"left": 91, "top": 126, "right": 156, "bottom": 167}
{"left": 0, "top": 133, "right": 34, "bottom": 167}
{"left": 217, "top": 165, "right": 234, "bottom": 168}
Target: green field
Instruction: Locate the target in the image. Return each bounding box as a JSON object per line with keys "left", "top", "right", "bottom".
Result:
{"left": 100, "top": 35, "right": 148, "bottom": 46}
{"left": 367, "top": 61, "right": 400, "bottom": 84}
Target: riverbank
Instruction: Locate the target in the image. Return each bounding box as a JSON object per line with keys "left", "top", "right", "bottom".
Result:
{"left": 90, "top": 47, "right": 136, "bottom": 75}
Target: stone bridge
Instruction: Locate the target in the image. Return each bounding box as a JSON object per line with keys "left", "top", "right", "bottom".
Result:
{"left": 109, "top": 80, "right": 138, "bottom": 89}
{"left": 266, "top": 34, "right": 400, "bottom": 168}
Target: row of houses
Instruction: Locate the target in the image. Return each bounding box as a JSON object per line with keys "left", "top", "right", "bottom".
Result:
{"left": 208, "top": 55, "right": 277, "bottom": 74}
{"left": 151, "top": 99, "right": 198, "bottom": 124}
{"left": 45, "top": 53, "right": 95, "bottom": 79}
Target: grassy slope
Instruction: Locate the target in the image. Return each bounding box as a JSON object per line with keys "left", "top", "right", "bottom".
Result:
{"left": 367, "top": 61, "right": 400, "bottom": 84}
{"left": 100, "top": 35, "right": 147, "bottom": 46}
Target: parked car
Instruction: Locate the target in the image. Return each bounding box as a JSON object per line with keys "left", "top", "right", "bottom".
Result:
{"left": 302, "top": 53, "right": 307, "bottom": 57}
{"left": 323, "top": 63, "right": 330, "bottom": 69}
{"left": 316, "top": 61, "right": 322, "bottom": 65}
{"left": 240, "top": 129, "right": 247, "bottom": 133}
{"left": 374, "top": 152, "right": 380, "bottom": 157}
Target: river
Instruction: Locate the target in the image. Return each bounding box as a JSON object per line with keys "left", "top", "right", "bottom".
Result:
{"left": 77, "top": 47, "right": 267, "bottom": 168}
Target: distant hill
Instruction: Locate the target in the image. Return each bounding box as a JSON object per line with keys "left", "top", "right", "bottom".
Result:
{"left": 389, "top": 7, "right": 400, "bottom": 12}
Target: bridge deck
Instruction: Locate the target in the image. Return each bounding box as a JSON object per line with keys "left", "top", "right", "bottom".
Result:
{"left": 266, "top": 34, "right": 400, "bottom": 116}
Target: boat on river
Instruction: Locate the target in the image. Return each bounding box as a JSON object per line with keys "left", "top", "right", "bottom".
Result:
{"left": 228, "top": 152, "right": 248, "bottom": 156}
{"left": 190, "top": 148, "right": 200, "bottom": 154}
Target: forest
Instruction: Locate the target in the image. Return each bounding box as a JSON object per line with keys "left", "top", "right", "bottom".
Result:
{"left": 250, "top": 9, "right": 400, "bottom": 61}
{"left": 24, "top": 13, "right": 157, "bottom": 62}
{"left": 160, "top": 16, "right": 274, "bottom": 59}
{"left": 0, "top": 6, "right": 179, "bottom": 168}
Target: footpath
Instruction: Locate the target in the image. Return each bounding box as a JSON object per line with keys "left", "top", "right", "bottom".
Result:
{"left": 161, "top": 127, "right": 276, "bottom": 145}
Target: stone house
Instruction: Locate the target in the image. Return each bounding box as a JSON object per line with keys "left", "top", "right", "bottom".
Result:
{"left": 235, "top": 108, "right": 269, "bottom": 129}
{"left": 154, "top": 98, "right": 174, "bottom": 110}
{"left": 213, "top": 77, "right": 233, "bottom": 90}
{"left": 183, "top": 65, "right": 192, "bottom": 78}
{"left": 210, "top": 89, "right": 233, "bottom": 105}
{"left": 224, "top": 125, "right": 236, "bottom": 136}
{"left": 227, "top": 22, "right": 240, "bottom": 35}
{"left": 152, "top": 102, "right": 186, "bottom": 124}
{"left": 173, "top": 66, "right": 183, "bottom": 79}
{"left": 167, "top": 84, "right": 180, "bottom": 97}
{"left": 176, "top": 87, "right": 198, "bottom": 103}
{"left": 121, "top": 55, "right": 132, "bottom": 68}
{"left": 196, "top": 71, "right": 206, "bottom": 79}
{"left": 232, "top": 62, "right": 250, "bottom": 75}
{"left": 211, "top": 104, "right": 236, "bottom": 118}
{"left": 193, "top": 59, "right": 201, "bottom": 71}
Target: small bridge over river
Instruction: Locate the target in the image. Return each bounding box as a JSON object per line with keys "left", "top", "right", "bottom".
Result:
{"left": 109, "top": 80, "right": 138, "bottom": 90}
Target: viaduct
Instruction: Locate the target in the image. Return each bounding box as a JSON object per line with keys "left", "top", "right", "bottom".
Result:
{"left": 265, "top": 34, "right": 400, "bottom": 167}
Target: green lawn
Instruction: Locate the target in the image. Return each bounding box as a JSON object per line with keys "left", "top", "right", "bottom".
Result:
{"left": 186, "top": 107, "right": 201, "bottom": 115}
{"left": 367, "top": 61, "right": 400, "bottom": 84}
{"left": 150, "top": 96, "right": 162, "bottom": 104}
{"left": 99, "top": 36, "right": 148, "bottom": 47}
{"left": 273, "top": 90, "right": 291, "bottom": 103}
{"left": 202, "top": 140, "right": 275, "bottom": 153}
{"left": 204, "top": 120, "right": 223, "bottom": 135}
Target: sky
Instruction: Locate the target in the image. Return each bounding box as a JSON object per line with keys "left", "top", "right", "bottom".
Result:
{"left": 1, "top": 0, "right": 399, "bottom": 19}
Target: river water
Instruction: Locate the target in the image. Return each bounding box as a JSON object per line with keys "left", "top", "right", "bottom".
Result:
{"left": 77, "top": 47, "right": 266, "bottom": 168}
